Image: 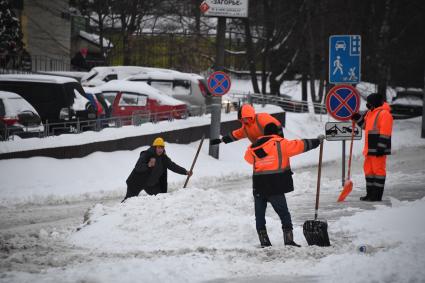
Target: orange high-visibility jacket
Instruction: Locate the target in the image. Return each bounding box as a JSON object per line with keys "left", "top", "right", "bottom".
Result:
{"left": 230, "top": 105, "right": 281, "bottom": 143}
{"left": 356, "top": 103, "right": 393, "bottom": 156}
{"left": 244, "top": 135, "right": 319, "bottom": 195}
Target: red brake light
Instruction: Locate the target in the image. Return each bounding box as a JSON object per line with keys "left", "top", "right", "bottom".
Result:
{"left": 1, "top": 117, "right": 19, "bottom": 126}
{"left": 198, "top": 81, "right": 209, "bottom": 97}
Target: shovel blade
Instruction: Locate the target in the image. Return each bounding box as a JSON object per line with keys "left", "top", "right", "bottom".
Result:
{"left": 303, "top": 220, "right": 331, "bottom": 247}
{"left": 337, "top": 180, "right": 353, "bottom": 202}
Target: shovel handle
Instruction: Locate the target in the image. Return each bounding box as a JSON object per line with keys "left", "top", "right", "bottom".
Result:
{"left": 315, "top": 141, "right": 324, "bottom": 220}
{"left": 347, "top": 120, "right": 355, "bottom": 180}
{"left": 183, "top": 135, "right": 205, "bottom": 188}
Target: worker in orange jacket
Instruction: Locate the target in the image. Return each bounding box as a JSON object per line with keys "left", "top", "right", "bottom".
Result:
{"left": 244, "top": 123, "right": 324, "bottom": 247}
{"left": 351, "top": 93, "right": 393, "bottom": 201}
{"left": 210, "top": 104, "right": 283, "bottom": 145}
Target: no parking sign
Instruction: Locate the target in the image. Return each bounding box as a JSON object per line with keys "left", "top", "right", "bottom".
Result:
{"left": 326, "top": 84, "right": 360, "bottom": 121}
{"left": 207, "top": 71, "right": 231, "bottom": 96}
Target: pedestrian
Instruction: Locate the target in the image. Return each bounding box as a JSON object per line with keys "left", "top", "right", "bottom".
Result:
{"left": 244, "top": 123, "right": 325, "bottom": 247}
{"left": 351, "top": 93, "right": 393, "bottom": 201}
{"left": 209, "top": 104, "right": 283, "bottom": 146}
{"left": 122, "top": 137, "right": 192, "bottom": 202}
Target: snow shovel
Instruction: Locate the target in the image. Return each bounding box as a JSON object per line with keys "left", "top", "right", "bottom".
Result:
{"left": 183, "top": 135, "right": 205, "bottom": 188}
{"left": 337, "top": 121, "right": 355, "bottom": 202}
{"left": 303, "top": 141, "right": 331, "bottom": 247}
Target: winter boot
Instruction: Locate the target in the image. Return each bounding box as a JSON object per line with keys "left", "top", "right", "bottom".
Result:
{"left": 375, "top": 187, "right": 384, "bottom": 201}
{"left": 257, "top": 229, "right": 272, "bottom": 247}
{"left": 360, "top": 185, "right": 372, "bottom": 201}
{"left": 283, "top": 228, "right": 301, "bottom": 247}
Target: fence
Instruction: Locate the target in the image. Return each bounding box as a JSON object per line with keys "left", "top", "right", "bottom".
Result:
{"left": 1, "top": 102, "right": 246, "bottom": 142}
{"left": 0, "top": 54, "right": 71, "bottom": 74}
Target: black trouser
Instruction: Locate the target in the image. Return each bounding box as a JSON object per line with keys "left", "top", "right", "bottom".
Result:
{"left": 122, "top": 183, "right": 160, "bottom": 202}
{"left": 254, "top": 193, "right": 293, "bottom": 231}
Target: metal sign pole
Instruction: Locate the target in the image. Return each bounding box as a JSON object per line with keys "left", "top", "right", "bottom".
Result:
{"left": 208, "top": 17, "right": 226, "bottom": 159}
{"left": 342, "top": 140, "right": 346, "bottom": 187}
{"left": 421, "top": 65, "right": 425, "bottom": 138}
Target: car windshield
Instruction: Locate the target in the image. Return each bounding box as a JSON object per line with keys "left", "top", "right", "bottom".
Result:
{"left": 82, "top": 70, "right": 99, "bottom": 82}
{"left": 102, "top": 91, "right": 118, "bottom": 105}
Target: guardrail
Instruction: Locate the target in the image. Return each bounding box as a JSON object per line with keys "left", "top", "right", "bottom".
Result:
{"left": 1, "top": 108, "right": 189, "bottom": 141}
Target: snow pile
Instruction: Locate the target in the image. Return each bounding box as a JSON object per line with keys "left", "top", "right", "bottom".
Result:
{"left": 309, "top": 197, "right": 425, "bottom": 283}
{"left": 66, "top": 189, "right": 425, "bottom": 283}
{"left": 71, "top": 187, "right": 256, "bottom": 252}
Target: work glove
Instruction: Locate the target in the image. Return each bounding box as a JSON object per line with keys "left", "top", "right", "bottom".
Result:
{"left": 351, "top": 112, "right": 361, "bottom": 121}
{"left": 317, "top": 134, "right": 325, "bottom": 143}
{"left": 210, "top": 138, "right": 222, "bottom": 145}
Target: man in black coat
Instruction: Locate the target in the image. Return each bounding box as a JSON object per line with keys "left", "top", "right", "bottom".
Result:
{"left": 122, "top": 137, "right": 192, "bottom": 202}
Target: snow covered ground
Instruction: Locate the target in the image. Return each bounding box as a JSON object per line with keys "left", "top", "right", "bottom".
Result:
{"left": 1, "top": 103, "right": 425, "bottom": 282}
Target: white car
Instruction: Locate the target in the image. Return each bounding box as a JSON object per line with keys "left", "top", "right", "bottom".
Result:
{"left": 125, "top": 68, "right": 211, "bottom": 115}
{"left": 0, "top": 91, "right": 44, "bottom": 140}
{"left": 81, "top": 66, "right": 211, "bottom": 115}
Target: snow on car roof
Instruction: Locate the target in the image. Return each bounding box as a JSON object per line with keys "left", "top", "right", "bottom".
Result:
{"left": 79, "top": 30, "right": 113, "bottom": 48}
{"left": 0, "top": 91, "right": 39, "bottom": 116}
{"left": 83, "top": 86, "right": 102, "bottom": 95}
{"left": 98, "top": 80, "right": 186, "bottom": 106}
{"left": 126, "top": 68, "right": 203, "bottom": 81}
{"left": 0, "top": 74, "right": 78, "bottom": 84}
{"left": 0, "top": 90, "right": 25, "bottom": 99}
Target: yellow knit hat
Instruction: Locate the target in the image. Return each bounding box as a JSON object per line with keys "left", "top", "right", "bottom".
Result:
{"left": 152, "top": 137, "right": 165, "bottom": 147}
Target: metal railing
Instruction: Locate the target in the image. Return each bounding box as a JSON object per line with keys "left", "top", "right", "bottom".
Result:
{"left": 1, "top": 108, "right": 191, "bottom": 141}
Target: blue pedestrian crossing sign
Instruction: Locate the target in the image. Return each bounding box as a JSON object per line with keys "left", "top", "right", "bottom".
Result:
{"left": 329, "top": 35, "right": 361, "bottom": 84}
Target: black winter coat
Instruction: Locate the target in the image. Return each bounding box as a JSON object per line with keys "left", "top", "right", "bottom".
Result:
{"left": 126, "top": 147, "right": 187, "bottom": 195}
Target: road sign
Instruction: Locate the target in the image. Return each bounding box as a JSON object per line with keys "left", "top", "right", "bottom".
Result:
{"left": 200, "top": 0, "right": 249, "bottom": 18}
{"left": 326, "top": 84, "right": 360, "bottom": 121}
{"left": 207, "top": 71, "right": 231, "bottom": 96}
{"left": 325, "top": 122, "right": 362, "bottom": 141}
{"left": 329, "top": 35, "right": 361, "bottom": 84}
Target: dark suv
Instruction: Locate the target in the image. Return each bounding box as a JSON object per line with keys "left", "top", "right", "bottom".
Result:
{"left": 0, "top": 75, "right": 96, "bottom": 130}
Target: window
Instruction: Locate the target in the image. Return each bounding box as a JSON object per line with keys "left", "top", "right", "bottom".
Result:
{"left": 0, "top": 99, "right": 5, "bottom": 116}
{"left": 104, "top": 74, "right": 118, "bottom": 82}
{"left": 102, "top": 91, "right": 118, "bottom": 105}
{"left": 118, "top": 93, "right": 147, "bottom": 106}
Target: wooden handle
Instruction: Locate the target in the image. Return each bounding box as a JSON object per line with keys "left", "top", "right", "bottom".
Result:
{"left": 183, "top": 135, "right": 205, "bottom": 188}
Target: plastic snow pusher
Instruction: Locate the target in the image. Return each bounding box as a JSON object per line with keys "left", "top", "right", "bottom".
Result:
{"left": 303, "top": 141, "right": 331, "bottom": 247}
{"left": 337, "top": 121, "right": 356, "bottom": 202}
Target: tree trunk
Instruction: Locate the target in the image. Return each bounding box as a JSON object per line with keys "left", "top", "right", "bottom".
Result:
{"left": 244, "top": 18, "right": 260, "bottom": 94}
{"left": 376, "top": 0, "right": 393, "bottom": 101}
{"left": 317, "top": 0, "right": 327, "bottom": 108}
{"left": 306, "top": 1, "right": 317, "bottom": 103}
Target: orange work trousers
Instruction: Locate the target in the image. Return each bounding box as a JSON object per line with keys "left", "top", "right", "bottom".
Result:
{"left": 364, "top": 155, "right": 387, "bottom": 178}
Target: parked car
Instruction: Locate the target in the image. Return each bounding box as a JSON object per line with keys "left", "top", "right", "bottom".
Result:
{"left": 0, "top": 74, "right": 97, "bottom": 122}
{"left": 81, "top": 66, "right": 150, "bottom": 87}
{"left": 83, "top": 87, "right": 111, "bottom": 118}
{"left": 0, "top": 74, "right": 97, "bottom": 134}
{"left": 98, "top": 80, "right": 187, "bottom": 124}
{"left": 390, "top": 90, "right": 423, "bottom": 119}
{"left": 0, "top": 91, "right": 44, "bottom": 140}
{"left": 124, "top": 68, "right": 211, "bottom": 115}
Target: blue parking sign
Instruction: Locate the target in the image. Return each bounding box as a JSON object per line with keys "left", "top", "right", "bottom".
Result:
{"left": 329, "top": 35, "right": 361, "bottom": 84}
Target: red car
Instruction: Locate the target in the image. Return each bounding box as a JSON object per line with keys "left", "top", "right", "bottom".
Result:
{"left": 99, "top": 80, "right": 187, "bottom": 123}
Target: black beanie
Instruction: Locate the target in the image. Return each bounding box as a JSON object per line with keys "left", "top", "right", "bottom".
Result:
{"left": 367, "top": 93, "right": 383, "bottom": 108}
{"left": 264, "top": 123, "right": 279, "bottom": 135}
